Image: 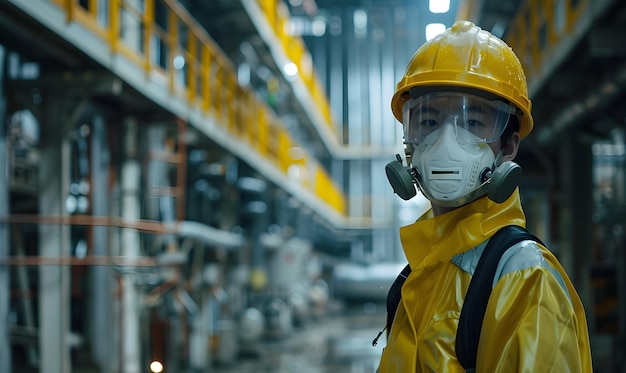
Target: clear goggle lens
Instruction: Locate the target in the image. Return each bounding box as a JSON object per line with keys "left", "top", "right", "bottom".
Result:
{"left": 402, "top": 92, "right": 517, "bottom": 145}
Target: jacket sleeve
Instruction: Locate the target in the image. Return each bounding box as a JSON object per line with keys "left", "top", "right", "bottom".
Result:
{"left": 475, "top": 263, "right": 592, "bottom": 372}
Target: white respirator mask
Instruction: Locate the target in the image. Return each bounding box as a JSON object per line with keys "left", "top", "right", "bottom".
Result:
{"left": 385, "top": 92, "right": 522, "bottom": 206}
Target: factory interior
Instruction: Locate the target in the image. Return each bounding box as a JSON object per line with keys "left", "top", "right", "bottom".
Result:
{"left": 0, "top": 0, "right": 625, "bottom": 371}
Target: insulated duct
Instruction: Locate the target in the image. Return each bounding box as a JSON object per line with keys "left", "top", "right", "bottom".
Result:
{"left": 537, "top": 61, "right": 626, "bottom": 146}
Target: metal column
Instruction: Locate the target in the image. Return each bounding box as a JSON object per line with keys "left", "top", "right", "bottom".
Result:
{"left": 38, "top": 91, "right": 71, "bottom": 372}
{"left": 559, "top": 133, "right": 594, "bottom": 316}
{"left": 90, "top": 114, "right": 113, "bottom": 373}
{"left": 120, "top": 118, "right": 142, "bottom": 373}
{"left": 0, "top": 44, "right": 11, "bottom": 373}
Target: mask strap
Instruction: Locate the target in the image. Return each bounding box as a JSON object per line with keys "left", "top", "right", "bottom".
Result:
{"left": 494, "top": 149, "right": 503, "bottom": 167}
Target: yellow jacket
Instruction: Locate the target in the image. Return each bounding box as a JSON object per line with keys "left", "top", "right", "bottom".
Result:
{"left": 378, "top": 190, "right": 592, "bottom": 372}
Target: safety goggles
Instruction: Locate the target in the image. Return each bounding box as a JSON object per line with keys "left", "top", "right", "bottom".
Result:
{"left": 402, "top": 92, "right": 517, "bottom": 145}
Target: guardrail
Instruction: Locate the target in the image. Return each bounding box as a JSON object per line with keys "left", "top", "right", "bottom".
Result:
{"left": 47, "top": 0, "right": 346, "bottom": 215}
{"left": 504, "top": 0, "right": 591, "bottom": 96}
{"left": 256, "top": 0, "right": 334, "bottom": 134}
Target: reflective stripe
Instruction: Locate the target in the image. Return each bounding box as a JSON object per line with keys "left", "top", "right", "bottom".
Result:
{"left": 451, "top": 241, "right": 487, "bottom": 275}
{"left": 495, "top": 240, "right": 572, "bottom": 303}
{"left": 452, "top": 239, "right": 572, "bottom": 303}
{"left": 494, "top": 240, "right": 543, "bottom": 284}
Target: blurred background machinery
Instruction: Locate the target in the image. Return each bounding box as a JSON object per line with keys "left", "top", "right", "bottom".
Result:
{"left": 0, "top": 0, "right": 625, "bottom": 372}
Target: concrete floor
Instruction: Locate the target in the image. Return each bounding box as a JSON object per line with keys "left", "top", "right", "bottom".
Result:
{"left": 212, "top": 301, "right": 386, "bottom": 373}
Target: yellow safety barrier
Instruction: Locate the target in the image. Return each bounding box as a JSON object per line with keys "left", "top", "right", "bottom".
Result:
{"left": 505, "top": 0, "right": 589, "bottom": 90}
{"left": 47, "top": 0, "right": 346, "bottom": 215}
{"left": 315, "top": 166, "right": 346, "bottom": 214}
{"left": 256, "top": 0, "right": 334, "bottom": 131}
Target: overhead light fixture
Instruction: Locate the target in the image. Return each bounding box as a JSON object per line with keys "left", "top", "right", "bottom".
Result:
{"left": 288, "top": 146, "right": 305, "bottom": 160}
{"left": 149, "top": 361, "right": 164, "bottom": 373}
{"left": 312, "top": 17, "right": 326, "bottom": 36}
{"left": 354, "top": 9, "right": 367, "bottom": 37}
{"left": 429, "top": 0, "right": 450, "bottom": 13}
{"left": 238, "top": 62, "right": 251, "bottom": 86}
{"left": 173, "top": 55, "right": 185, "bottom": 70}
{"left": 425, "top": 23, "right": 446, "bottom": 41}
{"left": 283, "top": 62, "right": 299, "bottom": 77}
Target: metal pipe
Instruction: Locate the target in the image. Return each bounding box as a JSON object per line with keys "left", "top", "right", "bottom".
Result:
{"left": 12, "top": 227, "right": 38, "bottom": 366}
{"left": 120, "top": 118, "right": 142, "bottom": 373}
{"left": 0, "top": 215, "right": 246, "bottom": 248}
{"left": 0, "top": 44, "right": 11, "bottom": 373}
{"left": 90, "top": 113, "right": 113, "bottom": 373}
{"left": 0, "top": 256, "right": 157, "bottom": 267}
{"left": 176, "top": 118, "right": 188, "bottom": 221}
{"left": 38, "top": 91, "right": 71, "bottom": 372}
{"left": 0, "top": 214, "right": 174, "bottom": 233}
{"left": 537, "top": 61, "right": 626, "bottom": 146}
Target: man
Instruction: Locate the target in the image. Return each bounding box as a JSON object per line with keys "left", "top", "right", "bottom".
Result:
{"left": 378, "top": 21, "right": 592, "bottom": 372}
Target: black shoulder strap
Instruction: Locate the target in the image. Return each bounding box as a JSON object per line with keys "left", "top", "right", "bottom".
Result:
{"left": 455, "top": 225, "right": 542, "bottom": 371}
{"left": 372, "top": 263, "right": 410, "bottom": 346}
{"left": 386, "top": 263, "right": 411, "bottom": 332}
{"left": 372, "top": 263, "right": 411, "bottom": 346}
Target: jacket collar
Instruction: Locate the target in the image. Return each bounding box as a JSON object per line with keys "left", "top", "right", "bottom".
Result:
{"left": 399, "top": 188, "right": 526, "bottom": 270}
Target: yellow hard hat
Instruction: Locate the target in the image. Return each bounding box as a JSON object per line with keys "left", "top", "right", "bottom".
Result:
{"left": 391, "top": 21, "right": 533, "bottom": 139}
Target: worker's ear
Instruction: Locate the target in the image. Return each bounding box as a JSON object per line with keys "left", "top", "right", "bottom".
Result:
{"left": 501, "top": 131, "right": 520, "bottom": 162}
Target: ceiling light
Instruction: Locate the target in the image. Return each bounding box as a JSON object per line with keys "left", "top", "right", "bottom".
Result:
{"left": 429, "top": 0, "right": 450, "bottom": 13}
{"left": 283, "top": 62, "right": 299, "bottom": 77}
{"left": 173, "top": 55, "right": 185, "bottom": 70}
{"left": 425, "top": 23, "right": 446, "bottom": 41}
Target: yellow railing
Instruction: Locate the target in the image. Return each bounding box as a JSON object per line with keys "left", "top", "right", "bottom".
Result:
{"left": 256, "top": 0, "right": 334, "bottom": 134}
{"left": 504, "top": 0, "right": 589, "bottom": 91}
{"left": 49, "top": 0, "right": 346, "bottom": 215}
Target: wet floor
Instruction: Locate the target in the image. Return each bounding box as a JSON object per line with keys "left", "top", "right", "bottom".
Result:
{"left": 212, "top": 301, "right": 386, "bottom": 373}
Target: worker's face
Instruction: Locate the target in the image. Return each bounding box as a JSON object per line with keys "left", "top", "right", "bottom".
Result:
{"left": 401, "top": 92, "right": 522, "bottom": 210}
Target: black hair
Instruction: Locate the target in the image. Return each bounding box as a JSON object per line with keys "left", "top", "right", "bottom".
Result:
{"left": 500, "top": 114, "right": 519, "bottom": 144}
{"left": 501, "top": 114, "right": 520, "bottom": 149}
